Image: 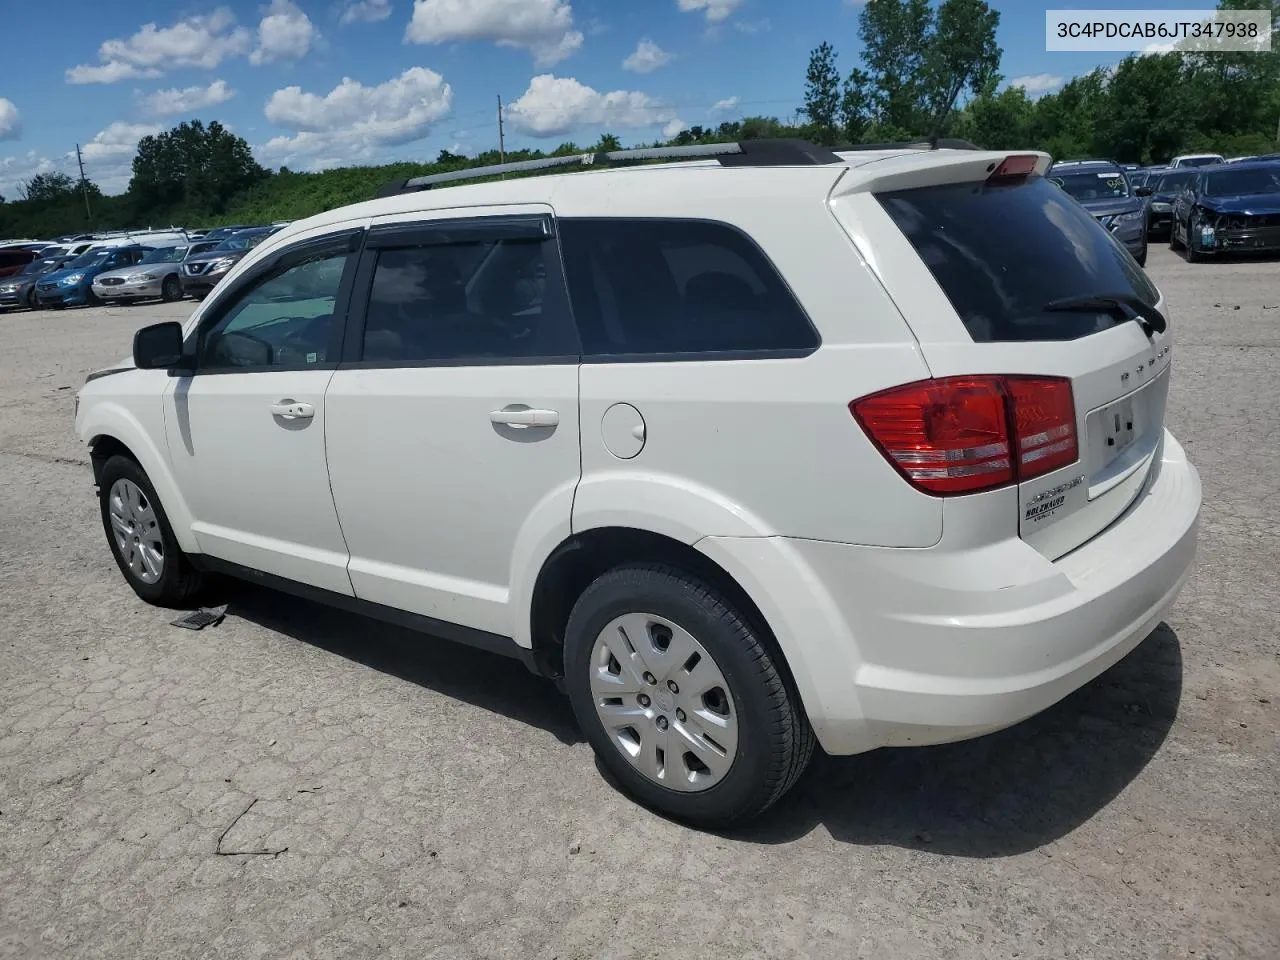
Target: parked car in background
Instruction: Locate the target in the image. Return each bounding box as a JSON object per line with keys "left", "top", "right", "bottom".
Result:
{"left": 1143, "top": 168, "right": 1198, "bottom": 238}
{"left": 35, "top": 245, "right": 152, "bottom": 308}
{"left": 1169, "top": 153, "right": 1225, "bottom": 168}
{"left": 0, "top": 246, "right": 41, "bottom": 279}
{"left": 179, "top": 227, "right": 278, "bottom": 299}
{"left": 91, "top": 246, "right": 188, "bottom": 304}
{"left": 1048, "top": 159, "right": 1149, "bottom": 265}
{"left": 183, "top": 239, "right": 223, "bottom": 259}
{"left": 1131, "top": 166, "right": 1167, "bottom": 190}
{"left": 0, "top": 254, "right": 71, "bottom": 310}
{"left": 1226, "top": 156, "right": 1258, "bottom": 164}
{"left": 1170, "top": 160, "right": 1280, "bottom": 260}
{"left": 197, "top": 225, "right": 257, "bottom": 244}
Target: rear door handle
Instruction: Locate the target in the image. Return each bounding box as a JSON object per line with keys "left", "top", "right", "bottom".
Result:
{"left": 270, "top": 400, "right": 315, "bottom": 420}
{"left": 490, "top": 406, "right": 559, "bottom": 427}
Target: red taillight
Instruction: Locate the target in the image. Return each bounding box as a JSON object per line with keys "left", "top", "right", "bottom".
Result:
{"left": 989, "top": 154, "right": 1038, "bottom": 181}
{"left": 851, "top": 376, "right": 1078, "bottom": 496}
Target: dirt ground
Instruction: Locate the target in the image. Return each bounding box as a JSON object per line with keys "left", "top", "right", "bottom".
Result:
{"left": 0, "top": 245, "right": 1277, "bottom": 960}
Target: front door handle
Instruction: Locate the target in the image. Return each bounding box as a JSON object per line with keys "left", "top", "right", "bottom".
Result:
{"left": 270, "top": 400, "right": 315, "bottom": 420}
{"left": 490, "top": 406, "right": 559, "bottom": 427}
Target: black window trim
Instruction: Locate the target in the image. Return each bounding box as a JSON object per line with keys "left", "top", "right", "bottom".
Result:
{"left": 339, "top": 213, "right": 581, "bottom": 369}
{"left": 185, "top": 228, "right": 364, "bottom": 376}
{"left": 554, "top": 215, "right": 821, "bottom": 365}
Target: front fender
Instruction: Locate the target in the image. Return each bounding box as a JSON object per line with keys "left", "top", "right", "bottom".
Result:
{"left": 78, "top": 397, "right": 198, "bottom": 553}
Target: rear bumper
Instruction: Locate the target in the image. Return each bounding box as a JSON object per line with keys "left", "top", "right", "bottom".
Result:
{"left": 701, "top": 430, "right": 1200, "bottom": 755}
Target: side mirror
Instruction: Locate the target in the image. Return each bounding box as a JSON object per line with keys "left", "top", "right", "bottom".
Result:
{"left": 1135, "top": 186, "right": 1153, "bottom": 197}
{"left": 133, "top": 321, "right": 186, "bottom": 371}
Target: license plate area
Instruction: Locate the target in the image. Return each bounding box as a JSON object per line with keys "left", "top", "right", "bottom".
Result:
{"left": 1098, "top": 397, "right": 1137, "bottom": 467}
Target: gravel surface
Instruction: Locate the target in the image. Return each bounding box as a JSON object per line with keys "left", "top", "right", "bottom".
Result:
{"left": 1, "top": 247, "right": 1277, "bottom": 959}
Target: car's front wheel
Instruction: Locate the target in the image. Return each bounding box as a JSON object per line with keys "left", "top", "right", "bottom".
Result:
{"left": 161, "top": 275, "right": 182, "bottom": 301}
{"left": 97, "top": 455, "right": 206, "bottom": 607}
{"left": 564, "top": 564, "right": 814, "bottom": 827}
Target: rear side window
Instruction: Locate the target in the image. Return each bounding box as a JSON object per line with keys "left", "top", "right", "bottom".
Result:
{"left": 558, "top": 218, "right": 818, "bottom": 357}
{"left": 879, "top": 176, "right": 1159, "bottom": 343}
{"left": 361, "top": 236, "right": 576, "bottom": 364}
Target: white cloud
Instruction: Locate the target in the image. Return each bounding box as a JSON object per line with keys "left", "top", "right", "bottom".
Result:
{"left": 677, "top": 0, "right": 743, "bottom": 24}
{"left": 260, "top": 67, "right": 453, "bottom": 167}
{"left": 250, "top": 0, "right": 320, "bottom": 65}
{"left": 65, "top": 8, "right": 252, "bottom": 84}
{"left": 139, "top": 80, "right": 236, "bottom": 116}
{"left": 662, "top": 118, "right": 688, "bottom": 138}
{"left": 0, "top": 151, "right": 58, "bottom": 200}
{"left": 405, "top": 0, "right": 583, "bottom": 67}
{"left": 1009, "top": 73, "right": 1065, "bottom": 97}
{"left": 0, "top": 98, "right": 19, "bottom": 140}
{"left": 340, "top": 0, "right": 393, "bottom": 23}
{"left": 710, "top": 95, "right": 741, "bottom": 114}
{"left": 1141, "top": 41, "right": 1178, "bottom": 55}
{"left": 75, "top": 122, "right": 163, "bottom": 194}
{"left": 506, "top": 74, "right": 676, "bottom": 137}
{"left": 623, "top": 38, "right": 673, "bottom": 74}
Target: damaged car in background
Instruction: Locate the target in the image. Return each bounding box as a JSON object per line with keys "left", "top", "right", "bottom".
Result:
{"left": 1170, "top": 160, "right": 1280, "bottom": 261}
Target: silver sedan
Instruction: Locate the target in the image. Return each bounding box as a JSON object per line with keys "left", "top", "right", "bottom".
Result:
{"left": 91, "top": 246, "right": 188, "bottom": 303}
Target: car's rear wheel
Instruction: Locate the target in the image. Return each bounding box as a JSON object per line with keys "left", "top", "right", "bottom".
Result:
{"left": 98, "top": 455, "right": 206, "bottom": 607}
{"left": 563, "top": 564, "right": 813, "bottom": 828}
{"left": 161, "top": 275, "right": 182, "bottom": 301}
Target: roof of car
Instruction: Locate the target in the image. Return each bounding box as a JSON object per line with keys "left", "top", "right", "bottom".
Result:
{"left": 248, "top": 142, "right": 1046, "bottom": 266}
{"left": 1197, "top": 158, "right": 1280, "bottom": 173}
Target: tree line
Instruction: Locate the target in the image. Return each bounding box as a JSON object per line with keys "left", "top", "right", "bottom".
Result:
{"left": 2, "top": 0, "right": 1276, "bottom": 240}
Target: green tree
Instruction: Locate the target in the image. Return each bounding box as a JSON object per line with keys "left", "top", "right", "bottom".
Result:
{"left": 922, "top": 0, "right": 1001, "bottom": 140}
{"left": 22, "top": 171, "right": 79, "bottom": 203}
{"left": 967, "top": 86, "right": 1034, "bottom": 149}
{"left": 858, "top": 0, "right": 933, "bottom": 132}
{"left": 803, "top": 41, "right": 843, "bottom": 142}
{"left": 129, "top": 120, "right": 268, "bottom": 215}
{"left": 594, "top": 133, "right": 622, "bottom": 152}
{"left": 840, "top": 68, "right": 874, "bottom": 142}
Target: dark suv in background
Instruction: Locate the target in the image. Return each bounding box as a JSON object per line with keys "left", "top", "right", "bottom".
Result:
{"left": 179, "top": 227, "right": 279, "bottom": 299}
{"left": 1047, "top": 160, "right": 1150, "bottom": 266}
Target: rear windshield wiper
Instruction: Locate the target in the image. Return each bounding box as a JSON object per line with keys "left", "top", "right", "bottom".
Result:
{"left": 1043, "top": 293, "right": 1167, "bottom": 338}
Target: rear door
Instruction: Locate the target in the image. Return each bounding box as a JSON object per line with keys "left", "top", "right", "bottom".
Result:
{"left": 322, "top": 207, "right": 582, "bottom": 637}
{"left": 831, "top": 154, "right": 1172, "bottom": 559}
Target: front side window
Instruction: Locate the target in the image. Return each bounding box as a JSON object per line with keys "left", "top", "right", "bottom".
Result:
{"left": 200, "top": 249, "right": 350, "bottom": 370}
{"left": 361, "top": 234, "right": 573, "bottom": 363}
{"left": 558, "top": 218, "right": 818, "bottom": 357}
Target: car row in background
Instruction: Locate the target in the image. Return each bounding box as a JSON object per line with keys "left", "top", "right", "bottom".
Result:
{"left": 1049, "top": 153, "right": 1280, "bottom": 263}
{"left": 0, "top": 223, "right": 286, "bottom": 312}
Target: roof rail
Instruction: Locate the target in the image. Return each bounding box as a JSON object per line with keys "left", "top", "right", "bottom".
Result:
{"left": 833, "top": 138, "right": 984, "bottom": 152}
{"left": 375, "top": 138, "right": 843, "bottom": 198}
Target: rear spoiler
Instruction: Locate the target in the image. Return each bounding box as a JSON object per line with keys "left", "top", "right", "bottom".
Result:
{"left": 831, "top": 151, "right": 1053, "bottom": 196}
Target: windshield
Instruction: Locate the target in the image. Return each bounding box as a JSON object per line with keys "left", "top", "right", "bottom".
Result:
{"left": 67, "top": 249, "right": 112, "bottom": 270}
{"left": 1179, "top": 156, "right": 1222, "bottom": 168}
{"left": 1049, "top": 170, "right": 1131, "bottom": 200}
{"left": 213, "top": 233, "right": 268, "bottom": 253}
{"left": 1201, "top": 166, "right": 1280, "bottom": 197}
{"left": 1154, "top": 171, "right": 1197, "bottom": 193}
{"left": 879, "top": 175, "right": 1158, "bottom": 343}
{"left": 139, "top": 246, "right": 187, "bottom": 264}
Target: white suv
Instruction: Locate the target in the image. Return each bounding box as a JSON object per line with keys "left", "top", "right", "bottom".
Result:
{"left": 75, "top": 140, "right": 1201, "bottom": 827}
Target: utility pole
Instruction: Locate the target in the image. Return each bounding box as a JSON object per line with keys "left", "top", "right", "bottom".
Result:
{"left": 75, "top": 143, "right": 92, "bottom": 224}
{"left": 497, "top": 94, "right": 506, "bottom": 167}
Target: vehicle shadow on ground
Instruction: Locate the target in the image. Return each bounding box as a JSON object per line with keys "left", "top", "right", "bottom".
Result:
{"left": 732, "top": 624, "right": 1183, "bottom": 857}
{"left": 220, "top": 582, "right": 583, "bottom": 746}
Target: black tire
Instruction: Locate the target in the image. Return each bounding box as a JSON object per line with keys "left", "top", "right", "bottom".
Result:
{"left": 26, "top": 288, "right": 38, "bottom": 310}
{"left": 85, "top": 287, "right": 101, "bottom": 307}
{"left": 1185, "top": 217, "right": 1203, "bottom": 262}
{"left": 97, "top": 455, "right": 206, "bottom": 608}
{"left": 1135, "top": 247, "right": 1147, "bottom": 268}
{"left": 564, "top": 563, "right": 814, "bottom": 828}
{"left": 1169, "top": 218, "right": 1184, "bottom": 252}
{"left": 161, "top": 275, "right": 182, "bottom": 301}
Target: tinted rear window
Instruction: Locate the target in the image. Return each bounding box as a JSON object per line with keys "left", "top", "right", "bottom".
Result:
{"left": 878, "top": 176, "right": 1159, "bottom": 343}
{"left": 559, "top": 218, "right": 818, "bottom": 357}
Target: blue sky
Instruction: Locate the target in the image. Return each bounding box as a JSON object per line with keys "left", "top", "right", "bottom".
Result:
{"left": 0, "top": 0, "right": 1231, "bottom": 197}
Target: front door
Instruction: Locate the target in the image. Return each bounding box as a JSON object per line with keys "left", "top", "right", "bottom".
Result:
{"left": 323, "top": 208, "right": 581, "bottom": 637}
{"left": 162, "top": 230, "right": 361, "bottom": 595}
